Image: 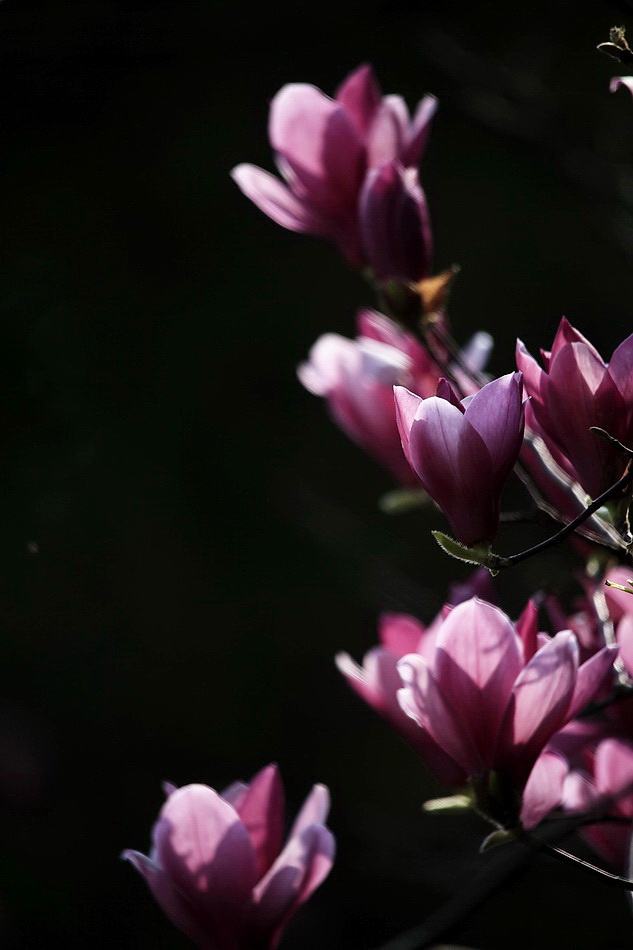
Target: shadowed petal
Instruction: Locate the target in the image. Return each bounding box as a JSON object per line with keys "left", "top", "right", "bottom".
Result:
{"left": 520, "top": 751, "right": 568, "bottom": 829}
{"left": 153, "top": 785, "right": 258, "bottom": 908}
{"left": 501, "top": 632, "right": 578, "bottom": 776}
{"left": 122, "top": 851, "right": 217, "bottom": 950}
{"left": 232, "top": 765, "right": 285, "bottom": 879}
{"left": 252, "top": 824, "right": 335, "bottom": 949}
{"left": 335, "top": 63, "right": 381, "bottom": 134}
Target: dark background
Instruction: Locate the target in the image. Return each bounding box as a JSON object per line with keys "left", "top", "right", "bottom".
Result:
{"left": 1, "top": 1, "right": 633, "bottom": 947}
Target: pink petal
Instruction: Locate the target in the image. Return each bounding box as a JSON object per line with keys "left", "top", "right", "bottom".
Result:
{"left": 515, "top": 599, "right": 539, "bottom": 661}
{"left": 153, "top": 784, "right": 258, "bottom": 909}
{"left": 398, "top": 653, "right": 483, "bottom": 774}
{"left": 297, "top": 333, "right": 357, "bottom": 397}
{"left": 270, "top": 84, "right": 364, "bottom": 211}
{"left": 393, "top": 385, "right": 422, "bottom": 471}
{"left": 550, "top": 317, "right": 603, "bottom": 361}
{"left": 619, "top": 616, "right": 633, "bottom": 679}
{"left": 379, "top": 612, "right": 427, "bottom": 656}
{"left": 567, "top": 646, "right": 618, "bottom": 719}
{"left": 401, "top": 94, "right": 438, "bottom": 166}
{"left": 359, "top": 162, "right": 432, "bottom": 283}
{"left": 252, "top": 824, "right": 335, "bottom": 949}
{"left": 220, "top": 781, "right": 249, "bottom": 808}
{"left": 463, "top": 372, "right": 524, "bottom": 491}
{"left": 231, "top": 164, "right": 329, "bottom": 234}
{"left": 596, "top": 739, "right": 633, "bottom": 802}
{"left": 607, "top": 333, "right": 633, "bottom": 407}
{"left": 289, "top": 784, "right": 330, "bottom": 838}
{"left": 122, "top": 851, "right": 215, "bottom": 950}
{"left": 520, "top": 751, "right": 568, "bottom": 829}
{"left": 611, "top": 76, "right": 633, "bottom": 98}
{"left": 433, "top": 600, "right": 523, "bottom": 765}
{"left": 516, "top": 339, "right": 544, "bottom": 404}
{"left": 500, "top": 632, "right": 578, "bottom": 776}
{"left": 335, "top": 63, "right": 381, "bottom": 135}
{"left": 365, "top": 96, "right": 407, "bottom": 167}
{"left": 232, "top": 765, "right": 285, "bottom": 879}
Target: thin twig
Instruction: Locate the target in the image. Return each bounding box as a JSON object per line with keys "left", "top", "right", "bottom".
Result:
{"left": 490, "top": 463, "right": 633, "bottom": 571}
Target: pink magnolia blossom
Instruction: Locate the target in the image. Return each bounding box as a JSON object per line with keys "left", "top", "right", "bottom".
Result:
{"left": 299, "top": 310, "right": 490, "bottom": 485}
{"left": 336, "top": 611, "right": 467, "bottom": 787}
{"left": 516, "top": 318, "right": 633, "bottom": 500}
{"left": 231, "top": 64, "right": 437, "bottom": 268}
{"left": 394, "top": 373, "right": 525, "bottom": 545}
{"left": 397, "top": 598, "right": 617, "bottom": 828}
{"left": 123, "top": 766, "right": 334, "bottom": 950}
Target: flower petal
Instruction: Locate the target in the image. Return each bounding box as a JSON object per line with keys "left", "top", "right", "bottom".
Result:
{"left": 231, "top": 765, "right": 285, "bottom": 879}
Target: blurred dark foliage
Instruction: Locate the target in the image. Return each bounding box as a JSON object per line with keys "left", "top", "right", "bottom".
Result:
{"left": 0, "top": 0, "right": 632, "bottom": 947}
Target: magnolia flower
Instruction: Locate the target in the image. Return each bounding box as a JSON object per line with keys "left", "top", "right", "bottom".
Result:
{"left": 336, "top": 611, "right": 467, "bottom": 787}
{"left": 299, "top": 310, "right": 491, "bottom": 485}
{"left": 231, "top": 64, "right": 436, "bottom": 268}
{"left": 516, "top": 318, "right": 633, "bottom": 499}
{"left": 394, "top": 373, "right": 525, "bottom": 545}
{"left": 123, "top": 766, "right": 334, "bottom": 950}
{"left": 397, "top": 598, "right": 617, "bottom": 828}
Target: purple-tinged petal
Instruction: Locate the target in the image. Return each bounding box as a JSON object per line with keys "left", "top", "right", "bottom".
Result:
{"left": 231, "top": 765, "right": 285, "bottom": 879}
{"left": 379, "top": 613, "right": 427, "bottom": 656}
{"left": 436, "top": 377, "right": 464, "bottom": 410}
{"left": 335, "top": 63, "right": 381, "bottom": 135}
{"left": 604, "top": 566, "right": 633, "bottom": 621}
{"left": 337, "top": 645, "right": 465, "bottom": 785}
{"left": 516, "top": 599, "right": 539, "bottom": 661}
{"left": 231, "top": 164, "right": 329, "bottom": 234}
{"left": 516, "top": 339, "right": 545, "bottom": 405}
{"left": 544, "top": 343, "right": 612, "bottom": 496}
{"left": 297, "top": 334, "right": 357, "bottom": 397}
{"left": 153, "top": 784, "right": 258, "bottom": 909}
{"left": 400, "top": 95, "right": 438, "bottom": 166}
{"left": 289, "top": 784, "right": 330, "bottom": 838}
{"left": 398, "top": 653, "right": 484, "bottom": 774}
{"left": 562, "top": 770, "right": 596, "bottom": 814}
{"left": 459, "top": 331, "right": 494, "bottom": 375}
{"left": 220, "top": 781, "right": 249, "bottom": 809}
{"left": 500, "top": 632, "right": 578, "bottom": 778}
{"left": 607, "top": 333, "right": 633, "bottom": 407}
{"left": 252, "top": 824, "right": 335, "bottom": 949}
{"left": 520, "top": 751, "right": 568, "bottom": 829}
{"left": 393, "top": 385, "right": 423, "bottom": 471}
{"left": 408, "top": 396, "right": 497, "bottom": 544}
{"left": 365, "top": 96, "right": 408, "bottom": 167}
{"left": 360, "top": 162, "right": 432, "bottom": 283}
{"left": 567, "top": 646, "right": 618, "bottom": 719}
{"left": 270, "top": 84, "right": 365, "bottom": 212}
{"left": 618, "top": 616, "right": 633, "bottom": 679}
{"left": 550, "top": 317, "right": 603, "bottom": 361}
{"left": 433, "top": 600, "right": 523, "bottom": 766}
{"left": 596, "top": 739, "right": 633, "bottom": 802}
{"left": 122, "top": 851, "right": 216, "bottom": 950}
{"left": 464, "top": 372, "right": 524, "bottom": 491}
{"left": 611, "top": 76, "right": 633, "bottom": 97}
{"left": 448, "top": 567, "right": 498, "bottom": 607}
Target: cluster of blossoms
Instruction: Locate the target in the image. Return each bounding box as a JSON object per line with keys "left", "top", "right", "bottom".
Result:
{"left": 125, "top": 54, "right": 633, "bottom": 948}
